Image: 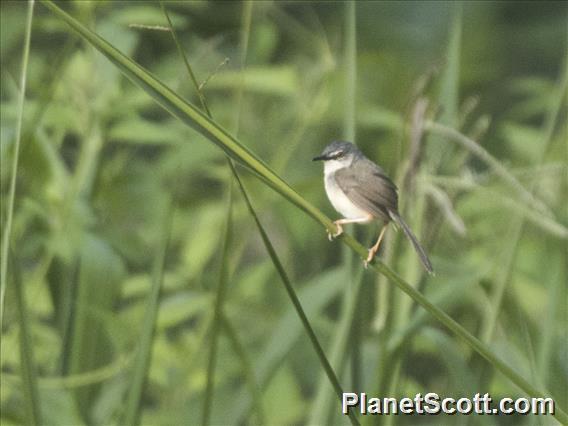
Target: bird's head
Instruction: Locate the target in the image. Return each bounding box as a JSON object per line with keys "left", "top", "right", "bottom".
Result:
{"left": 313, "top": 141, "right": 359, "bottom": 172}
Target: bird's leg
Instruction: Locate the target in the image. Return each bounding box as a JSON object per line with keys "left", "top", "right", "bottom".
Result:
{"left": 364, "top": 224, "right": 387, "bottom": 268}
{"left": 327, "top": 216, "right": 373, "bottom": 241}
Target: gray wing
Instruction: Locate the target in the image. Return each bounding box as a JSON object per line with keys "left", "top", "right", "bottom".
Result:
{"left": 335, "top": 159, "right": 398, "bottom": 222}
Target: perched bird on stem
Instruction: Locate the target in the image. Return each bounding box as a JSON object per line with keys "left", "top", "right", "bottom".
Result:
{"left": 313, "top": 141, "right": 433, "bottom": 274}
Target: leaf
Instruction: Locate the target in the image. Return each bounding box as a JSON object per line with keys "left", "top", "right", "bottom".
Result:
{"left": 229, "top": 267, "right": 344, "bottom": 422}
{"left": 108, "top": 118, "right": 186, "bottom": 145}
{"left": 206, "top": 67, "right": 299, "bottom": 96}
{"left": 67, "top": 234, "right": 125, "bottom": 421}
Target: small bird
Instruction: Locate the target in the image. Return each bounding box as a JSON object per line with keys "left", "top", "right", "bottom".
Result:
{"left": 313, "top": 141, "right": 433, "bottom": 273}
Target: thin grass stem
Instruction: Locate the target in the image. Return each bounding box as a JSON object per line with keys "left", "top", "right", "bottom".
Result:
{"left": 12, "top": 253, "right": 42, "bottom": 425}
{"left": 122, "top": 203, "right": 173, "bottom": 426}
{"left": 0, "top": 0, "right": 35, "bottom": 330}
{"left": 232, "top": 169, "right": 360, "bottom": 426}
{"left": 202, "top": 183, "right": 233, "bottom": 426}
{"left": 220, "top": 314, "right": 266, "bottom": 424}
{"left": 426, "top": 121, "right": 556, "bottom": 219}
{"left": 311, "top": 3, "right": 361, "bottom": 422}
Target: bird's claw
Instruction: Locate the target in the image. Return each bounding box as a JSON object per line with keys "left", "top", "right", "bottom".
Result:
{"left": 327, "top": 222, "right": 343, "bottom": 241}
{"left": 364, "top": 249, "right": 376, "bottom": 268}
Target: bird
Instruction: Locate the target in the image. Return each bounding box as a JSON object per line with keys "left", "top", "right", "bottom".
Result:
{"left": 313, "top": 140, "right": 433, "bottom": 274}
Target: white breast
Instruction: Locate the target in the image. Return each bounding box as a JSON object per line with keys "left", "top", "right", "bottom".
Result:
{"left": 324, "top": 171, "right": 369, "bottom": 219}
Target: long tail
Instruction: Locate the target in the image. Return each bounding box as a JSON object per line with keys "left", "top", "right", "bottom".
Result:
{"left": 389, "top": 211, "right": 434, "bottom": 274}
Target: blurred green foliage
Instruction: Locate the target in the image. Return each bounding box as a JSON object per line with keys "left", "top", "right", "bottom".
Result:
{"left": 1, "top": 1, "right": 567, "bottom": 425}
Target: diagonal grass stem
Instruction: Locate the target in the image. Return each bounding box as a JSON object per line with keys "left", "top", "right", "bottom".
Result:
{"left": 39, "top": 2, "right": 568, "bottom": 422}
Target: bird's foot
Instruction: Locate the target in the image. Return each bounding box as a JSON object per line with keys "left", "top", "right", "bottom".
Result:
{"left": 327, "top": 222, "right": 344, "bottom": 241}
{"left": 363, "top": 247, "right": 377, "bottom": 269}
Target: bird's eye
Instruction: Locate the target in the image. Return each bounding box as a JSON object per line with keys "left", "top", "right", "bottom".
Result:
{"left": 333, "top": 150, "right": 344, "bottom": 159}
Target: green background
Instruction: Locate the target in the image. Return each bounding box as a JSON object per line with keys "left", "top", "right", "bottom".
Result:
{"left": 1, "top": 1, "right": 566, "bottom": 425}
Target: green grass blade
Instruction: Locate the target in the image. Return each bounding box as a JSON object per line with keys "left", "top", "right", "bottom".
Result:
{"left": 232, "top": 0, "right": 252, "bottom": 134}
{"left": 0, "top": 0, "right": 35, "bottom": 330}
{"left": 311, "top": 3, "right": 360, "bottom": 422}
{"left": 202, "top": 181, "right": 233, "bottom": 426}
{"left": 40, "top": 3, "right": 568, "bottom": 422}
{"left": 341, "top": 0, "right": 356, "bottom": 276}
{"left": 537, "top": 251, "right": 563, "bottom": 384}
{"left": 343, "top": 1, "right": 360, "bottom": 395}
{"left": 67, "top": 235, "right": 125, "bottom": 421}
{"left": 11, "top": 254, "right": 42, "bottom": 425}
{"left": 220, "top": 314, "right": 266, "bottom": 424}
{"left": 1, "top": 354, "right": 132, "bottom": 390}
{"left": 439, "top": 3, "right": 461, "bottom": 128}
{"left": 122, "top": 203, "right": 173, "bottom": 426}
{"left": 343, "top": 1, "right": 356, "bottom": 142}
{"left": 309, "top": 269, "right": 365, "bottom": 425}
{"left": 159, "top": 0, "right": 211, "bottom": 118}
{"left": 427, "top": 2, "right": 461, "bottom": 174}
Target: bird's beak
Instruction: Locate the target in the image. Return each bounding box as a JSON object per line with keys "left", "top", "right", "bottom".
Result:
{"left": 312, "top": 154, "right": 327, "bottom": 162}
